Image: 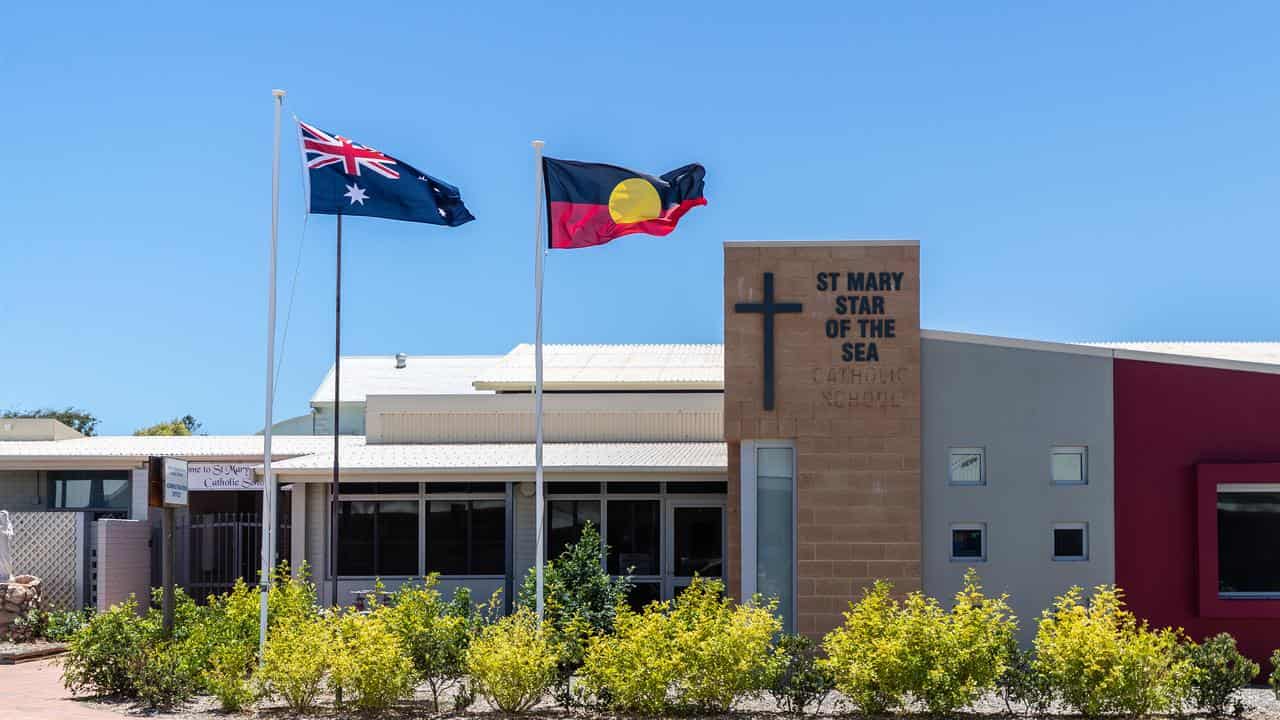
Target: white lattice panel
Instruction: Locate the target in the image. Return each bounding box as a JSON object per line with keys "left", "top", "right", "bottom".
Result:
{"left": 10, "top": 512, "right": 80, "bottom": 609}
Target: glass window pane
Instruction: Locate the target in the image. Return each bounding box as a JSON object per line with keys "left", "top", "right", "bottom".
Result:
{"left": 470, "top": 499, "right": 506, "bottom": 574}
{"left": 673, "top": 507, "right": 722, "bottom": 577}
{"left": 426, "top": 501, "right": 468, "bottom": 575}
{"left": 757, "top": 447, "right": 793, "bottom": 478}
{"left": 1053, "top": 527, "right": 1085, "bottom": 559}
{"left": 949, "top": 449, "right": 983, "bottom": 485}
{"left": 338, "top": 501, "right": 377, "bottom": 575}
{"left": 951, "top": 527, "right": 985, "bottom": 559}
{"left": 102, "top": 479, "right": 131, "bottom": 509}
{"left": 1051, "top": 448, "right": 1086, "bottom": 484}
{"left": 667, "top": 481, "right": 728, "bottom": 494}
{"left": 607, "top": 500, "right": 660, "bottom": 575}
{"left": 626, "top": 581, "right": 662, "bottom": 611}
{"left": 548, "top": 500, "right": 600, "bottom": 560}
{"left": 606, "top": 481, "right": 658, "bottom": 494}
{"left": 376, "top": 501, "right": 419, "bottom": 576}
{"left": 756, "top": 446, "right": 794, "bottom": 632}
{"left": 1218, "top": 492, "right": 1280, "bottom": 593}
{"left": 57, "top": 479, "right": 94, "bottom": 509}
{"left": 546, "top": 482, "right": 601, "bottom": 495}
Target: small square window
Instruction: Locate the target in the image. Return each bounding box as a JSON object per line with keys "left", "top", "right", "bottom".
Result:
{"left": 950, "top": 523, "right": 986, "bottom": 561}
{"left": 949, "top": 448, "right": 985, "bottom": 485}
{"left": 1052, "top": 523, "right": 1088, "bottom": 561}
{"left": 1051, "top": 446, "right": 1087, "bottom": 485}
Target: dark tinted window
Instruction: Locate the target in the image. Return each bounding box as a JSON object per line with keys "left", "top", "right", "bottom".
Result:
{"left": 951, "top": 528, "right": 984, "bottom": 559}
{"left": 48, "top": 471, "right": 130, "bottom": 511}
{"left": 548, "top": 500, "right": 601, "bottom": 559}
{"left": 1218, "top": 492, "right": 1280, "bottom": 593}
{"left": 424, "top": 482, "right": 505, "bottom": 494}
{"left": 607, "top": 482, "right": 659, "bottom": 494}
{"left": 426, "top": 500, "right": 507, "bottom": 575}
{"left": 673, "top": 507, "right": 723, "bottom": 577}
{"left": 338, "top": 482, "right": 418, "bottom": 495}
{"left": 337, "top": 501, "right": 418, "bottom": 576}
{"left": 666, "top": 481, "right": 728, "bottom": 494}
{"left": 547, "top": 482, "right": 601, "bottom": 495}
{"left": 1053, "top": 527, "right": 1086, "bottom": 559}
{"left": 607, "top": 500, "right": 660, "bottom": 575}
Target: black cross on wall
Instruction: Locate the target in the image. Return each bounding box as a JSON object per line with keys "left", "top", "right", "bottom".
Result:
{"left": 734, "top": 272, "right": 803, "bottom": 411}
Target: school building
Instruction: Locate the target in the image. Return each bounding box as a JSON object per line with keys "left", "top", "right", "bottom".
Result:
{"left": 2, "top": 240, "right": 1280, "bottom": 663}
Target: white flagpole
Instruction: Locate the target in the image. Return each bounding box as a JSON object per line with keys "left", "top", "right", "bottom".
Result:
{"left": 532, "top": 139, "right": 547, "bottom": 624}
{"left": 259, "top": 88, "right": 285, "bottom": 659}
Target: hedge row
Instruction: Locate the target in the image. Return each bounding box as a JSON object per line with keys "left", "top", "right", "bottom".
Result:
{"left": 58, "top": 527, "right": 1276, "bottom": 717}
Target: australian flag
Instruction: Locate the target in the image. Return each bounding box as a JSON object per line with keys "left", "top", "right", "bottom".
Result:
{"left": 298, "top": 119, "right": 474, "bottom": 226}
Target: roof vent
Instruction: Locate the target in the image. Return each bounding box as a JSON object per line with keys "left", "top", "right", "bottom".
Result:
{"left": 395, "top": 352, "right": 408, "bottom": 369}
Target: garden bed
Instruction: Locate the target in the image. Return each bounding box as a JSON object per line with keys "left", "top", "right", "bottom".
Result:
{"left": 0, "top": 639, "right": 67, "bottom": 664}
{"left": 80, "top": 686, "right": 1280, "bottom": 720}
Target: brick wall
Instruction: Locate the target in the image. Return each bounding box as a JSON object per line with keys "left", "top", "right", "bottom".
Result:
{"left": 725, "top": 241, "right": 922, "bottom": 636}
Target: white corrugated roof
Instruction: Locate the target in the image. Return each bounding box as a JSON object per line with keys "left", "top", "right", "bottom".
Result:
{"left": 0, "top": 435, "right": 360, "bottom": 459}
{"left": 1089, "top": 342, "right": 1280, "bottom": 366}
{"left": 472, "top": 344, "right": 724, "bottom": 391}
{"left": 268, "top": 440, "right": 727, "bottom": 474}
{"left": 311, "top": 355, "right": 502, "bottom": 404}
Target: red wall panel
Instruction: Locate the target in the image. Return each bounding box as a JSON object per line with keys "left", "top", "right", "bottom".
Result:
{"left": 1115, "top": 359, "right": 1280, "bottom": 667}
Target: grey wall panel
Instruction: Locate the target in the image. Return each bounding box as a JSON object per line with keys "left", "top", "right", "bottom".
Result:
{"left": 921, "top": 338, "right": 1115, "bottom": 644}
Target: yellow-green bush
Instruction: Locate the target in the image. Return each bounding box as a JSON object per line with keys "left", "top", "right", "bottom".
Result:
{"left": 329, "top": 610, "right": 417, "bottom": 711}
{"left": 581, "top": 578, "right": 781, "bottom": 714}
{"left": 466, "top": 607, "right": 558, "bottom": 713}
{"left": 1034, "top": 585, "right": 1192, "bottom": 718}
{"left": 821, "top": 571, "right": 1016, "bottom": 715}
{"left": 257, "top": 613, "right": 332, "bottom": 712}
{"left": 384, "top": 576, "right": 480, "bottom": 710}
{"left": 581, "top": 598, "right": 681, "bottom": 713}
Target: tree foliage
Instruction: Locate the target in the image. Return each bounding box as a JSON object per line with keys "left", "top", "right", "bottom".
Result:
{"left": 134, "top": 414, "right": 202, "bottom": 436}
{"left": 3, "top": 406, "right": 99, "bottom": 435}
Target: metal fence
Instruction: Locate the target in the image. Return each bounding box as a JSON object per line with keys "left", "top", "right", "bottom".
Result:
{"left": 182, "top": 512, "right": 289, "bottom": 600}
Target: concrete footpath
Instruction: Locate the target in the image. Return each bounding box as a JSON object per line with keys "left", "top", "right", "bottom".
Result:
{"left": 0, "top": 657, "right": 121, "bottom": 719}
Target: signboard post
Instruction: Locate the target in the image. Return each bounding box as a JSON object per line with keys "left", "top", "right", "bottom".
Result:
{"left": 149, "top": 457, "right": 188, "bottom": 635}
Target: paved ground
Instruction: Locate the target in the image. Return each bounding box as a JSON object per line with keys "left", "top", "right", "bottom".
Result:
{"left": 0, "top": 657, "right": 120, "bottom": 720}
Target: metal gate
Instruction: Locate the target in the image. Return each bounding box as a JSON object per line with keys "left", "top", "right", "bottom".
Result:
{"left": 183, "top": 512, "right": 290, "bottom": 600}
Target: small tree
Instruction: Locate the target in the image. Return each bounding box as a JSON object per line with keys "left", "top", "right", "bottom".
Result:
{"left": 517, "top": 522, "right": 631, "bottom": 705}
{"left": 134, "top": 415, "right": 202, "bottom": 436}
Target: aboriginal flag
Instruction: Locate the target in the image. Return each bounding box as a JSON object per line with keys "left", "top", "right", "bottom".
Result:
{"left": 543, "top": 157, "right": 706, "bottom": 249}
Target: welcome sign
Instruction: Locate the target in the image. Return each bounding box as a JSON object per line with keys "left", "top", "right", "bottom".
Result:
{"left": 188, "top": 463, "right": 259, "bottom": 491}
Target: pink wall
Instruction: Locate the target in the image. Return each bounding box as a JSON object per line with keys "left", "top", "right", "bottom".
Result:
{"left": 1115, "top": 359, "right": 1280, "bottom": 667}
{"left": 96, "top": 519, "right": 151, "bottom": 613}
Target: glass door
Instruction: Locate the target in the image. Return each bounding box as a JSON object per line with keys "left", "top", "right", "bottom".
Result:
{"left": 665, "top": 502, "right": 725, "bottom": 597}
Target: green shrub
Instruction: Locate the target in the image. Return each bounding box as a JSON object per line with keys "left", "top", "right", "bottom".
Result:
{"left": 998, "top": 645, "right": 1055, "bottom": 716}
{"left": 329, "top": 610, "right": 417, "bottom": 711}
{"left": 127, "top": 640, "right": 200, "bottom": 708}
{"left": 1184, "top": 633, "right": 1258, "bottom": 717}
{"left": 518, "top": 522, "right": 632, "bottom": 706}
{"left": 821, "top": 571, "right": 1016, "bottom": 716}
{"left": 384, "top": 576, "right": 476, "bottom": 710}
{"left": 582, "top": 578, "right": 781, "bottom": 714}
{"left": 1034, "top": 585, "right": 1192, "bottom": 718}
{"left": 62, "top": 597, "right": 151, "bottom": 696}
{"left": 257, "top": 613, "right": 332, "bottom": 712}
{"left": 769, "top": 633, "right": 834, "bottom": 715}
{"left": 669, "top": 578, "right": 781, "bottom": 712}
{"left": 44, "top": 607, "right": 93, "bottom": 642}
{"left": 581, "top": 596, "right": 679, "bottom": 713}
{"left": 205, "top": 643, "right": 257, "bottom": 711}
{"left": 466, "top": 607, "right": 558, "bottom": 713}
{"left": 1270, "top": 649, "right": 1280, "bottom": 699}
{"left": 6, "top": 606, "right": 46, "bottom": 642}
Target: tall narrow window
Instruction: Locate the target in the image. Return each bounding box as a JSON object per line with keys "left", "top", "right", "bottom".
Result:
{"left": 756, "top": 445, "right": 795, "bottom": 631}
{"left": 606, "top": 500, "right": 660, "bottom": 575}
{"left": 948, "top": 448, "right": 985, "bottom": 485}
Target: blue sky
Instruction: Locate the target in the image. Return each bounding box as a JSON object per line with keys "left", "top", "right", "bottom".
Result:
{"left": 2, "top": 2, "right": 1278, "bottom": 435}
